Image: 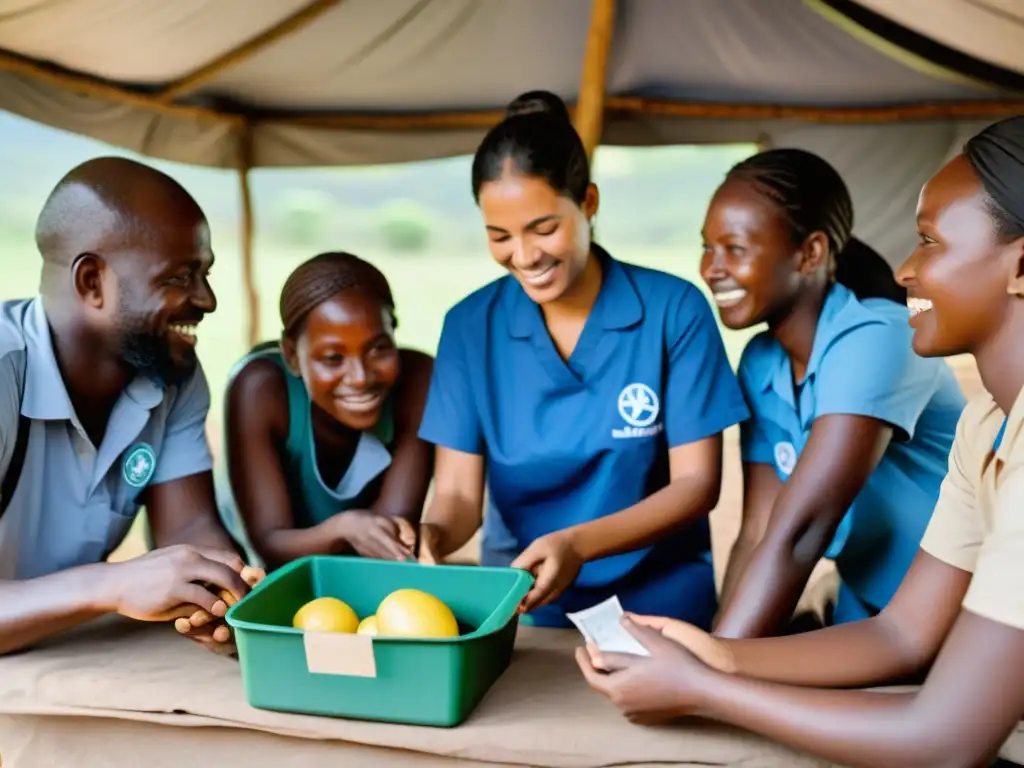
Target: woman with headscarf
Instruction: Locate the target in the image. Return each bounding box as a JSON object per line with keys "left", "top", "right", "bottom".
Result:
{"left": 577, "top": 115, "right": 1024, "bottom": 768}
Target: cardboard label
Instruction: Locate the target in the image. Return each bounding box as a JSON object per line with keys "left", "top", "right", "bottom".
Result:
{"left": 302, "top": 631, "right": 377, "bottom": 677}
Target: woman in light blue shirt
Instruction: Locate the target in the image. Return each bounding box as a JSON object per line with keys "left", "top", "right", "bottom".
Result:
{"left": 700, "top": 148, "right": 966, "bottom": 637}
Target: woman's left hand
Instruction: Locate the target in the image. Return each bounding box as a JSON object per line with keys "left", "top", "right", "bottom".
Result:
{"left": 510, "top": 531, "right": 584, "bottom": 613}
{"left": 575, "top": 616, "right": 710, "bottom": 725}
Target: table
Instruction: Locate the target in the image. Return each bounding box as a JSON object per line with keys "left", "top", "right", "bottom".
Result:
{"left": 0, "top": 616, "right": 844, "bottom": 768}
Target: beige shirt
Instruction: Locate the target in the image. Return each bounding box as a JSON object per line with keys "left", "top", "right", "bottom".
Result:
{"left": 921, "top": 385, "right": 1024, "bottom": 629}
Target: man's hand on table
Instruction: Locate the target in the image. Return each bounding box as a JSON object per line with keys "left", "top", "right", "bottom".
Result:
{"left": 103, "top": 545, "right": 265, "bottom": 655}
{"left": 172, "top": 561, "right": 266, "bottom": 655}
{"left": 575, "top": 614, "right": 716, "bottom": 724}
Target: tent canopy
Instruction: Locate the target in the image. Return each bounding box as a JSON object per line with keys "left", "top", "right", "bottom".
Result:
{"left": 1, "top": 0, "right": 1021, "bottom": 343}
{"left": 0, "top": 0, "right": 1021, "bottom": 169}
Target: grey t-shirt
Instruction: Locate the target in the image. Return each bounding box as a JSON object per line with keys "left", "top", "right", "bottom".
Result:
{"left": 0, "top": 297, "right": 214, "bottom": 580}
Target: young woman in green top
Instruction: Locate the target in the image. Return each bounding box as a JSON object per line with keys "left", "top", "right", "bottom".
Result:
{"left": 218, "top": 252, "right": 434, "bottom": 569}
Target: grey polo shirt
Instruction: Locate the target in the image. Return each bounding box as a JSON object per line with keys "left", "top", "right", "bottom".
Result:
{"left": 0, "top": 298, "right": 214, "bottom": 580}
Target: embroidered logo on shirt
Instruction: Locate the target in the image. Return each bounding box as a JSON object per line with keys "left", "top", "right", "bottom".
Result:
{"left": 123, "top": 443, "right": 157, "bottom": 488}
{"left": 613, "top": 382, "right": 664, "bottom": 439}
{"left": 774, "top": 441, "right": 797, "bottom": 476}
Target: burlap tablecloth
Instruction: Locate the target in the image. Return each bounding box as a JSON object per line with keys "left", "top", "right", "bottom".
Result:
{"left": 3, "top": 616, "right": 1023, "bottom": 768}
{"left": 0, "top": 616, "right": 842, "bottom": 768}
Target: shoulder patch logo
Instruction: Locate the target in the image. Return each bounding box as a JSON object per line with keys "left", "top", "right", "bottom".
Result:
{"left": 123, "top": 443, "right": 157, "bottom": 488}
{"left": 773, "top": 441, "right": 797, "bottom": 476}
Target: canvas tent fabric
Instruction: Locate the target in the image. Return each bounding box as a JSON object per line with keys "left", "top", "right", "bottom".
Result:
{"left": 0, "top": 0, "right": 1020, "bottom": 171}
{"left": 0, "top": 0, "right": 1020, "bottom": 337}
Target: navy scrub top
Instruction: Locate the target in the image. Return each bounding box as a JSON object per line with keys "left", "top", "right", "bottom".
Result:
{"left": 418, "top": 246, "right": 749, "bottom": 627}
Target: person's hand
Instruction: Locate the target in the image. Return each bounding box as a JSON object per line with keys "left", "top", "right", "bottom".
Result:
{"left": 105, "top": 544, "right": 252, "bottom": 624}
{"left": 626, "top": 613, "right": 736, "bottom": 673}
{"left": 335, "top": 510, "right": 417, "bottom": 561}
{"left": 172, "top": 565, "right": 266, "bottom": 655}
{"left": 510, "top": 531, "right": 583, "bottom": 614}
{"left": 575, "top": 615, "right": 712, "bottom": 724}
{"left": 417, "top": 522, "right": 442, "bottom": 565}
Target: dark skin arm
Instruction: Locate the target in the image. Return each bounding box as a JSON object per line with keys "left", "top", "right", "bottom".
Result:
{"left": 717, "top": 461, "right": 782, "bottom": 610}
{"left": 226, "top": 351, "right": 433, "bottom": 570}
{"left": 365, "top": 349, "right": 435, "bottom": 522}
{"left": 580, "top": 553, "right": 1024, "bottom": 768}
{"left": 714, "top": 414, "right": 893, "bottom": 639}
{"left": 0, "top": 470, "right": 251, "bottom": 656}
{"left": 144, "top": 469, "right": 243, "bottom": 555}
{"left": 723, "top": 550, "right": 969, "bottom": 687}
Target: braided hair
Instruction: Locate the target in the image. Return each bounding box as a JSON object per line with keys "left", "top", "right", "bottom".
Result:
{"left": 725, "top": 148, "right": 906, "bottom": 304}
{"left": 279, "top": 251, "right": 396, "bottom": 339}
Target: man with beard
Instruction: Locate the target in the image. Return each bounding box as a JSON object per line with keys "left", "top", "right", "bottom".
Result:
{"left": 0, "top": 156, "right": 256, "bottom": 656}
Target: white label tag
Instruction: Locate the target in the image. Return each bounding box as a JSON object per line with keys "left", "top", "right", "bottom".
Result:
{"left": 302, "top": 631, "right": 378, "bottom": 677}
{"left": 566, "top": 596, "right": 651, "bottom": 657}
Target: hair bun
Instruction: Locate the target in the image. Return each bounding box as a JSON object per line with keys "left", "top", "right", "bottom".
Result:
{"left": 505, "top": 90, "right": 572, "bottom": 124}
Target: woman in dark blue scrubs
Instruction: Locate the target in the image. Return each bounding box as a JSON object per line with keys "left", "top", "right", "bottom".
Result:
{"left": 416, "top": 91, "right": 750, "bottom": 630}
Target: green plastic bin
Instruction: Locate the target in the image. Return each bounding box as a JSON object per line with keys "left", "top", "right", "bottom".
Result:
{"left": 225, "top": 555, "right": 534, "bottom": 727}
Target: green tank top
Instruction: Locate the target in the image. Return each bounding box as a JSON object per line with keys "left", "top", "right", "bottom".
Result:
{"left": 216, "top": 342, "right": 397, "bottom": 561}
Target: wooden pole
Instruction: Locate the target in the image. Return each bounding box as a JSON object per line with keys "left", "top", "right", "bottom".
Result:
{"left": 0, "top": 40, "right": 1020, "bottom": 135}
{"left": 236, "top": 123, "right": 260, "bottom": 348}
{"left": 269, "top": 97, "right": 1024, "bottom": 131}
{"left": 573, "top": 0, "right": 616, "bottom": 161}
{"left": 157, "top": 0, "right": 343, "bottom": 102}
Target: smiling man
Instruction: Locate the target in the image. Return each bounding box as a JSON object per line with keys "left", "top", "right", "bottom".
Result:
{"left": 0, "top": 156, "right": 255, "bottom": 656}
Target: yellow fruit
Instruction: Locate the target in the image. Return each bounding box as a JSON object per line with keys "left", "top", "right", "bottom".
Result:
{"left": 357, "top": 615, "right": 379, "bottom": 636}
{"left": 376, "top": 588, "right": 459, "bottom": 639}
{"left": 292, "top": 597, "right": 359, "bottom": 633}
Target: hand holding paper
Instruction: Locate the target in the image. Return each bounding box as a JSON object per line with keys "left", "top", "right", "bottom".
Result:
{"left": 566, "top": 596, "right": 651, "bottom": 657}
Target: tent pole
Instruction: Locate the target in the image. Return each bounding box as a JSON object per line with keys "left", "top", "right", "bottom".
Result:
{"left": 236, "top": 123, "right": 260, "bottom": 348}
{"left": 574, "top": 0, "right": 616, "bottom": 161}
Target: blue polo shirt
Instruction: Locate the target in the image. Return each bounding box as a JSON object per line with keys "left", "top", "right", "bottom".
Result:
{"left": 738, "top": 283, "right": 965, "bottom": 619}
{"left": 418, "top": 247, "right": 749, "bottom": 601}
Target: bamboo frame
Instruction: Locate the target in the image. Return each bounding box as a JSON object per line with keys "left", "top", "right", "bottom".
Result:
{"left": 1, "top": 27, "right": 1020, "bottom": 350}
{"left": 235, "top": 123, "right": 260, "bottom": 348}
{"left": 157, "top": 0, "right": 343, "bottom": 102}
{"left": 574, "top": 0, "right": 616, "bottom": 160}
{"left": 0, "top": 43, "right": 1020, "bottom": 134}
{"left": 0, "top": 49, "right": 237, "bottom": 125}
{"left": 270, "top": 97, "right": 1024, "bottom": 131}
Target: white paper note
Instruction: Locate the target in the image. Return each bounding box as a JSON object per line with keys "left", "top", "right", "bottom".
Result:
{"left": 566, "top": 596, "right": 651, "bottom": 657}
